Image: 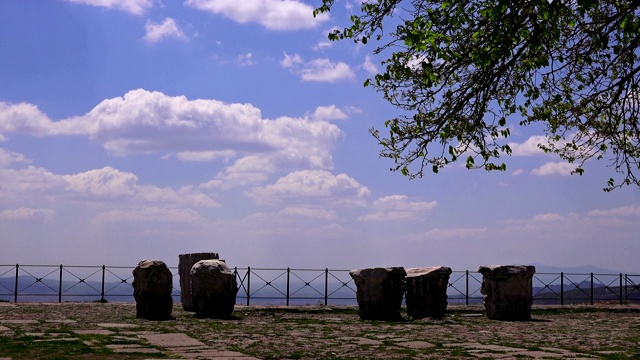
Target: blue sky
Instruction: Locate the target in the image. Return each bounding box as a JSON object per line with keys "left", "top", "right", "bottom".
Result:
{"left": 0, "top": 0, "right": 639, "bottom": 272}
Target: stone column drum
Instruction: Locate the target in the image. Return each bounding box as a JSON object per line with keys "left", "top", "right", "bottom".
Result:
{"left": 349, "top": 267, "right": 406, "bottom": 321}
{"left": 178, "top": 252, "right": 219, "bottom": 311}
{"left": 132, "top": 259, "right": 174, "bottom": 320}
{"left": 478, "top": 265, "right": 536, "bottom": 321}
{"left": 190, "top": 259, "right": 238, "bottom": 319}
{"left": 405, "top": 266, "right": 452, "bottom": 320}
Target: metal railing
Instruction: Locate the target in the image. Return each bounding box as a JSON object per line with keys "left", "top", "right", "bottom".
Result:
{"left": 0, "top": 264, "right": 638, "bottom": 305}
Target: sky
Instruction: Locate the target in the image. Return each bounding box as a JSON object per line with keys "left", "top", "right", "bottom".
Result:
{"left": 0, "top": 0, "right": 639, "bottom": 273}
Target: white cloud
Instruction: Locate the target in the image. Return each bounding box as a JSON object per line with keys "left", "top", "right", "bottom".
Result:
{"left": 300, "top": 59, "right": 355, "bottom": 82}
{"left": 508, "top": 135, "right": 548, "bottom": 156}
{"left": 362, "top": 55, "right": 378, "bottom": 75}
{"left": 65, "top": 0, "right": 152, "bottom": 15}
{"left": 143, "top": 18, "right": 188, "bottom": 43}
{"left": 310, "top": 105, "right": 347, "bottom": 122}
{"left": 63, "top": 166, "right": 138, "bottom": 198}
{"left": 165, "top": 150, "right": 237, "bottom": 162}
{"left": 511, "top": 168, "right": 524, "bottom": 176}
{"left": 531, "top": 162, "right": 576, "bottom": 176}
{"left": 280, "top": 52, "right": 303, "bottom": 69}
{"left": 235, "top": 52, "right": 257, "bottom": 66}
{"left": 0, "top": 148, "right": 31, "bottom": 167}
{"left": 0, "top": 207, "right": 54, "bottom": 222}
{"left": 0, "top": 161, "right": 219, "bottom": 208}
{"left": 281, "top": 54, "right": 355, "bottom": 83}
{"left": 0, "top": 90, "right": 343, "bottom": 189}
{"left": 245, "top": 170, "right": 370, "bottom": 207}
{"left": 587, "top": 204, "right": 640, "bottom": 218}
{"left": 278, "top": 206, "right": 338, "bottom": 220}
{"left": 184, "top": 0, "right": 330, "bottom": 30}
{"left": 358, "top": 195, "right": 437, "bottom": 222}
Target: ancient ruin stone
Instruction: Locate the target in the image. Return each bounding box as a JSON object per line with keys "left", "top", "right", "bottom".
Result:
{"left": 349, "top": 267, "right": 406, "bottom": 321}
{"left": 405, "top": 266, "right": 452, "bottom": 320}
{"left": 178, "top": 252, "right": 219, "bottom": 311}
{"left": 478, "top": 265, "right": 536, "bottom": 321}
{"left": 132, "top": 259, "right": 173, "bottom": 320}
{"left": 190, "top": 260, "right": 238, "bottom": 319}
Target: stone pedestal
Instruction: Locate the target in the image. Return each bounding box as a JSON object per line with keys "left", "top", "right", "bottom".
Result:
{"left": 132, "top": 259, "right": 173, "bottom": 320}
{"left": 349, "top": 267, "right": 406, "bottom": 321}
{"left": 179, "top": 252, "right": 219, "bottom": 311}
{"left": 478, "top": 265, "right": 535, "bottom": 321}
{"left": 405, "top": 266, "right": 452, "bottom": 320}
{"left": 190, "top": 259, "right": 238, "bottom": 319}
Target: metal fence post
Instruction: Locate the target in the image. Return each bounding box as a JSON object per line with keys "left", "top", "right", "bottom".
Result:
{"left": 101, "top": 265, "right": 106, "bottom": 303}
{"left": 14, "top": 264, "right": 18, "bottom": 303}
{"left": 619, "top": 273, "right": 622, "bottom": 305}
{"left": 286, "top": 268, "right": 290, "bottom": 306}
{"left": 58, "top": 265, "right": 63, "bottom": 303}
{"left": 465, "top": 270, "right": 469, "bottom": 306}
{"left": 324, "top": 268, "right": 328, "bottom": 306}
{"left": 246, "top": 267, "right": 251, "bottom": 306}
{"left": 560, "top": 272, "right": 564, "bottom": 306}
{"left": 590, "top": 272, "right": 594, "bottom": 305}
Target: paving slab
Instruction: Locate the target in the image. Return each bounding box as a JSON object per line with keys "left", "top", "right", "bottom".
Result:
{"left": 0, "top": 320, "right": 37, "bottom": 324}
{"left": 97, "top": 323, "right": 138, "bottom": 328}
{"left": 395, "top": 340, "right": 435, "bottom": 349}
{"left": 45, "top": 319, "right": 76, "bottom": 323}
{"left": 73, "top": 329, "right": 113, "bottom": 335}
{"left": 142, "top": 333, "right": 207, "bottom": 348}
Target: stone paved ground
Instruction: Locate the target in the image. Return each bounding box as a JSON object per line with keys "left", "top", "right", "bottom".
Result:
{"left": 0, "top": 302, "right": 639, "bottom": 359}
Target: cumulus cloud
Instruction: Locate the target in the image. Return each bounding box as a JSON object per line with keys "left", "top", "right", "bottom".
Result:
{"left": 531, "top": 162, "right": 576, "bottom": 176}
{"left": 65, "top": 0, "right": 152, "bottom": 15}
{"left": 0, "top": 207, "right": 54, "bottom": 222}
{"left": 508, "top": 135, "right": 548, "bottom": 156}
{"left": 245, "top": 170, "right": 370, "bottom": 207}
{"left": 278, "top": 206, "right": 338, "bottom": 220}
{"left": 587, "top": 204, "right": 640, "bottom": 218}
{"left": 0, "top": 161, "right": 219, "bottom": 208}
{"left": 0, "top": 148, "right": 31, "bottom": 167}
{"left": 143, "top": 18, "right": 188, "bottom": 43}
{"left": 358, "top": 195, "right": 437, "bottom": 222}
{"left": 362, "top": 55, "right": 378, "bottom": 75}
{"left": 310, "top": 105, "right": 347, "bottom": 122}
{"left": 281, "top": 53, "right": 355, "bottom": 83}
{"left": 0, "top": 89, "right": 344, "bottom": 188}
{"left": 184, "top": 0, "right": 330, "bottom": 30}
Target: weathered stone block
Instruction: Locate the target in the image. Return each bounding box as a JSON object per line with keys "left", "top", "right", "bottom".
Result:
{"left": 132, "top": 259, "right": 173, "bottom": 320}
{"left": 190, "top": 260, "right": 238, "bottom": 319}
{"left": 350, "top": 267, "right": 406, "bottom": 321}
{"left": 405, "top": 266, "right": 452, "bottom": 319}
{"left": 478, "top": 265, "right": 535, "bottom": 321}
{"left": 178, "top": 252, "right": 219, "bottom": 311}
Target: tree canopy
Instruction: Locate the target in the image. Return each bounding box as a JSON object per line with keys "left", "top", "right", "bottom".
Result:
{"left": 314, "top": 0, "right": 640, "bottom": 191}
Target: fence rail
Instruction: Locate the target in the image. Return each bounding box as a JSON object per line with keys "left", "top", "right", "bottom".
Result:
{"left": 0, "top": 264, "right": 638, "bottom": 306}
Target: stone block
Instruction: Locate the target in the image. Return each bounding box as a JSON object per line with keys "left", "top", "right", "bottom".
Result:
{"left": 178, "top": 252, "right": 220, "bottom": 311}
{"left": 349, "top": 267, "right": 406, "bottom": 321}
{"left": 190, "top": 259, "right": 238, "bottom": 318}
{"left": 405, "top": 266, "right": 452, "bottom": 319}
{"left": 477, "top": 265, "right": 535, "bottom": 320}
{"left": 132, "top": 259, "right": 173, "bottom": 320}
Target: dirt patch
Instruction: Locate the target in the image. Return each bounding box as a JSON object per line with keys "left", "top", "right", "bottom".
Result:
{"left": 1, "top": 303, "right": 639, "bottom": 359}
